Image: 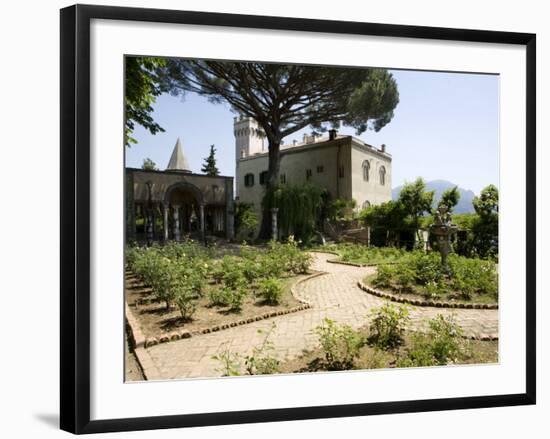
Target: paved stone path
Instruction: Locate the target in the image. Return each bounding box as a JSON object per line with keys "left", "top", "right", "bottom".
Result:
{"left": 145, "top": 253, "right": 499, "bottom": 379}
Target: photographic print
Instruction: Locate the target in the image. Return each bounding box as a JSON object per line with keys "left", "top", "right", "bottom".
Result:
{"left": 124, "top": 58, "right": 499, "bottom": 382}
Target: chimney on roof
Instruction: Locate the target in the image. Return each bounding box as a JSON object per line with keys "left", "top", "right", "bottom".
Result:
{"left": 329, "top": 129, "right": 337, "bottom": 141}
{"left": 293, "top": 139, "right": 298, "bottom": 146}
{"left": 380, "top": 144, "right": 386, "bottom": 153}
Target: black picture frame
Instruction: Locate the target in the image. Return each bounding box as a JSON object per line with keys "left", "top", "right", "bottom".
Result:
{"left": 60, "top": 4, "right": 536, "bottom": 434}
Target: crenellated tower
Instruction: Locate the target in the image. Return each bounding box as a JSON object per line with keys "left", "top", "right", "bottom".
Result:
{"left": 234, "top": 116, "right": 265, "bottom": 161}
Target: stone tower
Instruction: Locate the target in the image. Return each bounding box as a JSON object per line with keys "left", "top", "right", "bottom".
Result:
{"left": 234, "top": 116, "right": 265, "bottom": 161}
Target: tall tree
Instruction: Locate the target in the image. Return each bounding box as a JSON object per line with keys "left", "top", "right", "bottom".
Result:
{"left": 398, "top": 178, "right": 434, "bottom": 241}
{"left": 473, "top": 184, "right": 498, "bottom": 218}
{"left": 438, "top": 186, "right": 461, "bottom": 212}
{"left": 141, "top": 157, "right": 158, "bottom": 170}
{"left": 163, "top": 60, "right": 399, "bottom": 237}
{"left": 125, "top": 57, "right": 168, "bottom": 147}
{"left": 201, "top": 144, "right": 220, "bottom": 176}
{"left": 361, "top": 200, "right": 409, "bottom": 246}
{"left": 472, "top": 184, "right": 499, "bottom": 258}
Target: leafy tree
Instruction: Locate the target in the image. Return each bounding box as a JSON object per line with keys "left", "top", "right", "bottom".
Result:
{"left": 473, "top": 184, "right": 499, "bottom": 218}
{"left": 270, "top": 183, "right": 325, "bottom": 242}
{"left": 472, "top": 185, "right": 499, "bottom": 258}
{"left": 141, "top": 157, "right": 158, "bottom": 170}
{"left": 201, "top": 144, "right": 220, "bottom": 176}
{"left": 398, "top": 178, "right": 434, "bottom": 241}
{"left": 438, "top": 186, "right": 461, "bottom": 212}
{"left": 234, "top": 203, "right": 258, "bottom": 241}
{"left": 360, "top": 200, "right": 410, "bottom": 247}
{"left": 125, "top": 57, "right": 168, "bottom": 147}
{"left": 163, "top": 60, "right": 399, "bottom": 237}
{"left": 326, "top": 198, "right": 358, "bottom": 222}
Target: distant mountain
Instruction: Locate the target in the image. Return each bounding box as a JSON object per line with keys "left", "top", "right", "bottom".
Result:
{"left": 392, "top": 180, "right": 476, "bottom": 214}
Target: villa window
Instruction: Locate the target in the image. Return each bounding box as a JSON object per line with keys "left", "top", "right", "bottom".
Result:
{"left": 259, "top": 171, "right": 268, "bottom": 185}
{"left": 280, "top": 173, "right": 287, "bottom": 184}
{"left": 317, "top": 165, "right": 324, "bottom": 173}
{"left": 244, "top": 173, "right": 254, "bottom": 187}
{"left": 362, "top": 160, "right": 370, "bottom": 182}
{"left": 306, "top": 169, "right": 312, "bottom": 180}
{"left": 362, "top": 200, "right": 371, "bottom": 210}
{"left": 338, "top": 165, "right": 344, "bottom": 178}
{"left": 379, "top": 166, "right": 386, "bottom": 186}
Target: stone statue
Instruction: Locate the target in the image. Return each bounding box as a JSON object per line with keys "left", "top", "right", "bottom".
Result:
{"left": 429, "top": 206, "right": 457, "bottom": 269}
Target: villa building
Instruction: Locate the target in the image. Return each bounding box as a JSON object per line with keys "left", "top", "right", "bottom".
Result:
{"left": 234, "top": 116, "right": 392, "bottom": 234}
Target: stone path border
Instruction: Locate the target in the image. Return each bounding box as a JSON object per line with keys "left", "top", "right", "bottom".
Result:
{"left": 125, "top": 271, "right": 324, "bottom": 349}
{"left": 125, "top": 304, "right": 162, "bottom": 381}
{"left": 309, "top": 249, "right": 399, "bottom": 267}
{"left": 357, "top": 280, "right": 498, "bottom": 310}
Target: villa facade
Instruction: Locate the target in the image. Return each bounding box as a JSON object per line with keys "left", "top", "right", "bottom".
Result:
{"left": 234, "top": 116, "right": 393, "bottom": 234}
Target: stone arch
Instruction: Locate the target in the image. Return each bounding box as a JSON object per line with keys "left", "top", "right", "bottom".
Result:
{"left": 164, "top": 181, "right": 204, "bottom": 206}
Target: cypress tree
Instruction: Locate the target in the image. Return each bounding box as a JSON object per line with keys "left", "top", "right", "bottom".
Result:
{"left": 201, "top": 144, "right": 220, "bottom": 176}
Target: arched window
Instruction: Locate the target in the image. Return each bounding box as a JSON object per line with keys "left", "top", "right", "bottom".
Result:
{"left": 379, "top": 166, "right": 386, "bottom": 186}
{"left": 244, "top": 173, "right": 254, "bottom": 187}
{"left": 362, "top": 160, "right": 370, "bottom": 181}
{"left": 362, "top": 200, "right": 371, "bottom": 210}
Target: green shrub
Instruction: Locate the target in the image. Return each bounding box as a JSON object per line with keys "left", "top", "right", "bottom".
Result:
{"left": 325, "top": 244, "right": 406, "bottom": 265}
{"left": 257, "top": 277, "right": 283, "bottom": 305}
{"left": 370, "top": 251, "right": 498, "bottom": 301}
{"left": 208, "top": 285, "right": 248, "bottom": 311}
{"left": 368, "top": 303, "right": 410, "bottom": 349}
{"left": 372, "top": 264, "right": 395, "bottom": 288}
{"left": 212, "top": 348, "right": 242, "bottom": 376}
{"left": 397, "top": 314, "right": 464, "bottom": 367}
{"left": 315, "top": 318, "right": 364, "bottom": 370}
{"left": 235, "top": 202, "right": 258, "bottom": 241}
{"left": 173, "top": 286, "right": 197, "bottom": 320}
{"left": 244, "top": 323, "right": 280, "bottom": 375}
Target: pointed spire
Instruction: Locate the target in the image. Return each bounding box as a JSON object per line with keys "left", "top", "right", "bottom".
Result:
{"left": 166, "top": 138, "right": 191, "bottom": 172}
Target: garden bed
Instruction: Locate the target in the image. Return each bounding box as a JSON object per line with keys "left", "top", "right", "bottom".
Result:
{"left": 279, "top": 330, "right": 498, "bottom": 374}
{"left": 312, "top": 243, "right": 407, "bottom": 266}
{"left": 367, "top": 251, "right": 498, "bottom": 305}
{"left": 360, "top": 274, "right": 498, "bottom": 309}
{"left": 125, "top": 272, "right": 309, "bottom": 339}
{"left": 210, "top": 306, "right": 498, "bottom": 377}
{"left": 124, "top": 239, "right": 314, "bottom": 343}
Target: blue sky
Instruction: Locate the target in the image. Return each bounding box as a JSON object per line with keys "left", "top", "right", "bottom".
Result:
{"left": 126, "top": 68, "right": 499, "bottom": 195}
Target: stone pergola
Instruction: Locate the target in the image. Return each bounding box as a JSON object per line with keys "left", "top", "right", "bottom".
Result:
{"left": 126, "top": 139, "right": 234, "bottom": 243}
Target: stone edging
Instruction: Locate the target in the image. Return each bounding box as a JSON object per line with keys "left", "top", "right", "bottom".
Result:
{"left": 309, "top": 250, "right": 398, "bottom": 267}
{"left": 125, "top": 304, "right": 162, "bottom": 381}
{"left": 357, "top": 281, "right": 498, "bottom": 310}
{"left": 125, "top": 272, "right": 319, "bottom": 349}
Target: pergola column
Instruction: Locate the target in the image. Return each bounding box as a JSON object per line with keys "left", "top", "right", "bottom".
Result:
{"left": 199, "top": 203, "right": 205, "bottom": 241}
{"left": 163, "top": 204, "right": 169, "bottom": 241}
{"left": 270, "top": 208, "right": 279, "bottom": 241}
{"left": 172, "top": 204, "right": 181, "bottom": 242}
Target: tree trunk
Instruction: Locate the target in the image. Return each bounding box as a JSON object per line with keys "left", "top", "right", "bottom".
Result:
{"left": 258, "top": 139, "right": 281, "bottom": 239}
